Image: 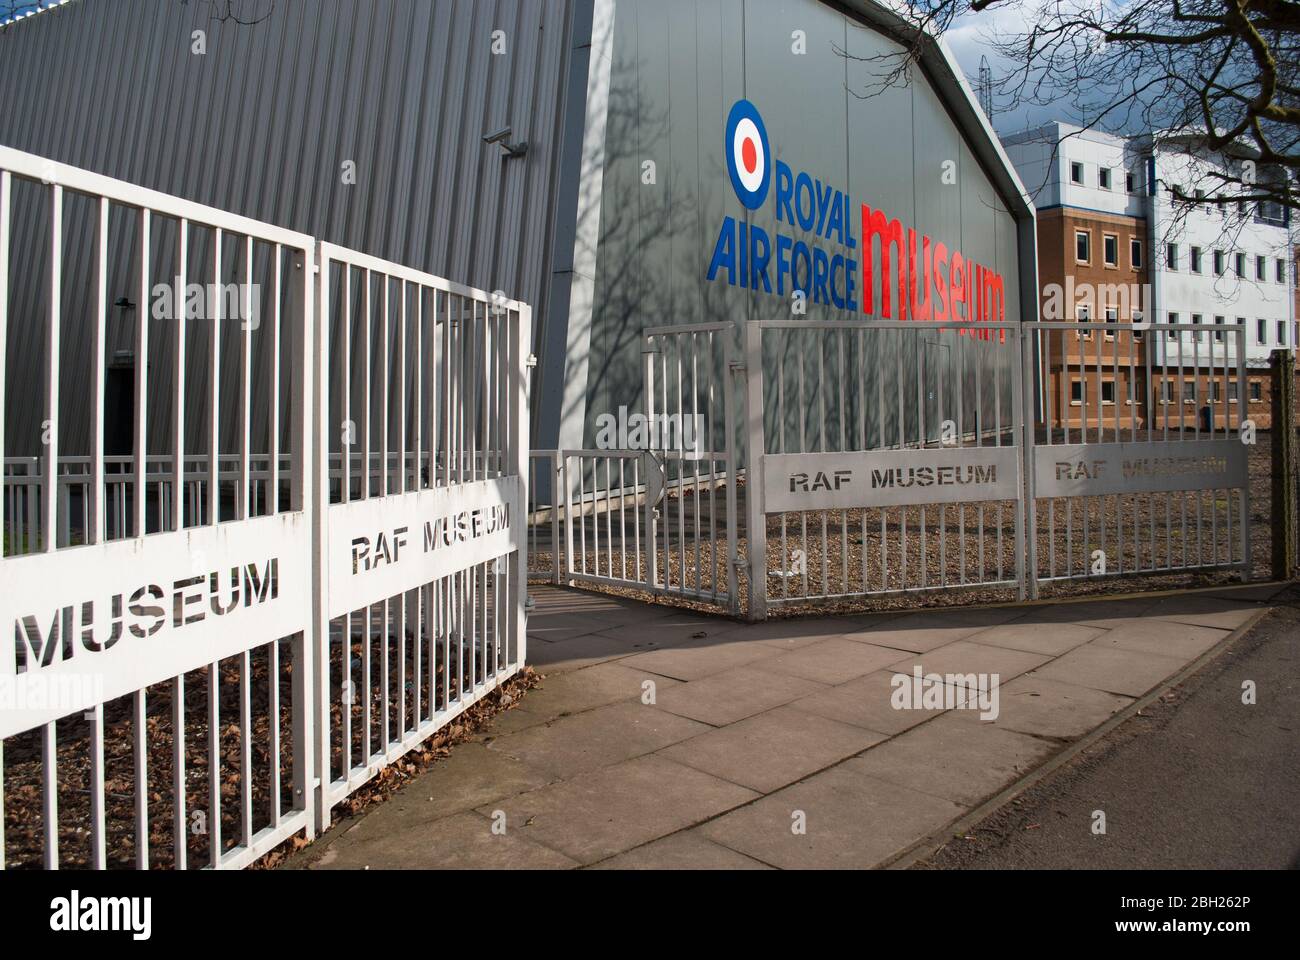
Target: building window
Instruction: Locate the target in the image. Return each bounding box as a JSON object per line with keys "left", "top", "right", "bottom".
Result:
{"left": 1183, "top": 381, "right": 1197, "bottom": 404}
{"left": 1213, "top": 250, "right": 1225, "bottom": 276}
{"left": 1256, "top": 255, "right": 1267, "bottom": 281}
{"left": 1167, "top": 311, "right": 1179, "bottom": 339}
{"left": 1214, "top": 315, "right": 1225, "bottom": 342}
{"left": 1070, "top": 161, "right": 1084, "bottom": 185}
{"left": 1228, "top": 381, "right": 1239, "bottom": 402}
{"left": 1280, "top": 320, "right": 1289, "bottom": 345}
{"left": 1100, "top": 381, "right": 1116, "bottom": 405}
{"left": 1132, "top": 310, "right": 1144, "bottom": 338}
{"left": 1166, "top": 243, "right": 1179, "bottom": 269}
{"left": 1190, "top": 246, "right": 1203, "bottom": 273}
{"left": 1250, "top": 380, "right": 1262, "bottom": 402}
{"left": 1070, "top": 380, "right": 1084, "bottom": 405}
{"left": 1099, "top": 167, "right": 1112, "bottom": 190}
{"left": 1103, "top": 234, "right": 1118, "bottom": 267}
{"left": 1257, "top": 318, "right": 1267, "bottom": 344}
{"left": 1077, "top": 303, "right": 1092, "bottom": 338}
{"left": 1131, "top": 238, "right": 1142, "bottom": 269}
{"left": 1235, "top": 252, "right": 1246, "bottom": 278}
{"left": 1126, "top": 170, "right": 1136, "bottom": 193}
{"left": 1075, "top": 230, "right": 1090, "bottom": 263}
{"left": 1277, "top": 259, "right": 1287, "bottom": 283}
{"left": 1192, "top": 313, "right": 1204, "bottom": 342}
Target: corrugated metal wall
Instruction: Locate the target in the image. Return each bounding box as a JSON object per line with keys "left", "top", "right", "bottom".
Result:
{"left": 0, "top": 0, "right": 585, "bottom": 456}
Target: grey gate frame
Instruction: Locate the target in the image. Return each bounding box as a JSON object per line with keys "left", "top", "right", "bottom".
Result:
{"left": 535, "top": 318, "right": 1255, "bottom": 622}
{"left": 1021, "top": 320, "right": 1252, "bottom": 598}
{"left": 543, "top": 323, "right": 741, "bottom": 615}
{"left": 739, "top": 318, "right": 1253, "bottom": 620}
{"left": 744, "top": 319, "right": 1027, "bottom": 621}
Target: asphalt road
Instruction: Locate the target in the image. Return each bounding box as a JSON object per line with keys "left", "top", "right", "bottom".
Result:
{"left": 917, "top": 587, "right": 1300, "bottom": 870}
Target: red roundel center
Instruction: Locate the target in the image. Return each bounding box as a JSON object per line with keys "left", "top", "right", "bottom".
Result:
{"left": 741, "top": 137, "right": 758, "bottom": 174}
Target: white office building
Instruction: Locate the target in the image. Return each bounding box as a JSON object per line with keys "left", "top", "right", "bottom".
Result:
{"left": 1004, "top": 123, "right": 1296, "bottom": 374}
{"left": 1144, "top": 133, "right": 1296, "bottom": 376}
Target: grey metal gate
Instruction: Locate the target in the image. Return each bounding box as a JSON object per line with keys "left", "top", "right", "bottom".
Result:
{"left": 744, "top": 320, "right": 1025, "bottom": 620}
{"left": 1022, "top": 320, "right": 1251, "bottom": 596}
{"left": 532, "top": 318, "right": 1255, "bottom": 621}
{"left": 534, "top": 324, "right": 741, "bottom": 615}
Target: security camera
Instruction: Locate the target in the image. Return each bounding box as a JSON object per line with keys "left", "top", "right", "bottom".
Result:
{"left": 483, "top": 126, "right": 528, "bottom": 158}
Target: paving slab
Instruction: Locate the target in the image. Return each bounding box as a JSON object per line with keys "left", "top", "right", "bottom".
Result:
{"left": 616, "top": 634, "right": 782, "bottom": 681}
{"left": 588, "top": 831, "right": 773, "bottom": 870}
{"left": 515, "top": 661, "right": 681, "bottom": 721}
{"left": 476, "top": 754, "right": 759, "bottom": 864}
{"left": 715, "top": 615, "right": 899, "bottom": 650}
{"left": 486, "top": 700, "right": 709, "bottom": 780}
{"left": 964, "top": 621, "right": 1104, "bottom": 657}
{"left": 752, "top": 637, "right": 909, "bottom": 685}
{"left": 311, "top": 742, "right": 557, "bottom": 852}
{"left": 900, "top": 604, "right": 1030, "bottom": 628}
{"left": 1013, "top": 597, "right": 1160, "bottom": 629}
{"left": 1088, "top": 618, "right": 1228, "bottom": 660}
{"left": 528, "top": 631, "right": 667, "bottom": 674}
{"left": 659, "top": 704, "right": 887, "bottom": 793}
{"left": 309, "top": 811, "right": 579, "bottom": 870}
{"left": 651, "top": 665, "right": 828, "bottom": 727}
{"left": 949, "top": 674, "right": 1133, "bottom": 740}
{"left": 842, "top": 614, "right": 987, "bottom": 653}
{"left": 1142, "top": 594, "right": 1268, "bottom": 630}
{"left": 1031, "top": 643, "right": 1188, "bottom": 697}
{"left": 847, "top": 712, "right": 1057, "bottom": 806}
{"left": 784, "top": 670, "right": 948, "bottom": 736}
{"left": 699, "top": 765, "right": 965, "bottom": 869}
{"left": 885, "top": 640, "right": 1052, "bottom": 684}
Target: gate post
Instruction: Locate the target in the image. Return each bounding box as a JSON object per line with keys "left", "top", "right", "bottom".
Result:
{"left": 642, "top": 342, "right": 660, "bottom": 589}
{"left": 514, "top": 305, "right": 533, "bottom": 668}
{"left": 1020, "top": 325, "right": 1039, "bottom": 600}
{"left": 304, "top": 242, "right": 325, "bottom": 838}
{"left": 723, "top": 331, "right": 741, "bottom": 617}
{"left": 744, "top": 322, "right": 767, "bottom": 621}
{"left": 1271, "top": 349, "right": 1297, "bottom": 580}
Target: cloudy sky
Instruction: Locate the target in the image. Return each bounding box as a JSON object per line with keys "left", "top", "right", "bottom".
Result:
{"left": 941, "top": 3, "right": 1069, "bottom": 135}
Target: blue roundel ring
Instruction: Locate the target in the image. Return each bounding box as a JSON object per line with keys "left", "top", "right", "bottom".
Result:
{"left": 725, "top": 99, "right": 771, "bottom": 210}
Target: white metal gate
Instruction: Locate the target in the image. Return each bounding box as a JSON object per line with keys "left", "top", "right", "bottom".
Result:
{"left": 0, "top": 147, "right": 530, "bottom": 868}
{"left": 0, "top": 146, "right": 318, "bottom": 869}
{"left": 314, "top": 244, "right": 529, "bottom": 830}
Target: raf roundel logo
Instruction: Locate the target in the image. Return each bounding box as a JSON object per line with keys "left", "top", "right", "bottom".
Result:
{"left": 725, "top": 99, "right": 770, "bottom": 210}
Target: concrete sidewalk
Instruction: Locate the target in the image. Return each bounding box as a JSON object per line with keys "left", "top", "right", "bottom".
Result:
{"left": 289, "top": 582, "right": 1287, "bottom": 870}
